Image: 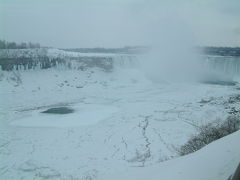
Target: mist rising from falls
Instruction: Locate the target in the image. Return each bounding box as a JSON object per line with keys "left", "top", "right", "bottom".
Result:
{"left": 1, "top": 47, "right": 239, "bottom": 84}
{"left": 137, "top": 17, "right": 239, "bottom": 84}
{"left": 139, "top": 17, "right": 201, "bottom": 83}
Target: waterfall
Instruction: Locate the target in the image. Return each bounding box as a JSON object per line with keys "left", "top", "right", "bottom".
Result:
{"left": 112, "top": 55, "right": 139, "bottom": 69}
{"left": 202, "top": 56, "right": 240, "bottom": 79}
{"left": 0, "top": 48, "right": 140, "bottom": 71}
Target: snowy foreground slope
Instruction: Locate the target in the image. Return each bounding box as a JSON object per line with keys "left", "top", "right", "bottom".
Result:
{"left": 97, "top": 130, "right": 240, "bottom": 180}
{"left": 0, "top": 49, "right": 240, "bottom": 179}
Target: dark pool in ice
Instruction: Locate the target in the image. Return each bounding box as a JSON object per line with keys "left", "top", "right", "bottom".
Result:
{"left": 41, "top": 107, "right": 74, "bottom": 114}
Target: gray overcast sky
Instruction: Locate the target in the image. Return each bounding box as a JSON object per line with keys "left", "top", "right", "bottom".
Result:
{"left": 0, "top": 0, "right": 240, "bottom": 48}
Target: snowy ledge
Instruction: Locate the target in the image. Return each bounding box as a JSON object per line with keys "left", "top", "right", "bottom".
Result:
{"left": 96, "top": 130, "right": 240, "bottom": 180}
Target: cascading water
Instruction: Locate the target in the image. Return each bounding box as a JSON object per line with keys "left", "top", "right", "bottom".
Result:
{"left": 1, "top": 48, "right": 239, "bottom": 84}
{"left": 201, "top": 55, "right": 240, "bottom": 81}
{"left": 112, "top": 55, "right": 139, "bottom": 69}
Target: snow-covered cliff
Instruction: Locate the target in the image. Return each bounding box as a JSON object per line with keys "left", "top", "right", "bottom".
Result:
{"left": 0, "top": 48, "right": 138, "bottom": 71}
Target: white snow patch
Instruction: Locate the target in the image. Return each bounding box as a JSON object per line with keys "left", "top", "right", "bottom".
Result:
{"left": 97, "top": 130, "right": 240, "bottom": 180}
{"left": 10, "top": 104, "right": 120, "bottom": 127}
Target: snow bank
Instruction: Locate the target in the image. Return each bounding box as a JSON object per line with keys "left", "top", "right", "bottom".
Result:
{"left": 97, "top": 130, "right": 240, "bottom": 180}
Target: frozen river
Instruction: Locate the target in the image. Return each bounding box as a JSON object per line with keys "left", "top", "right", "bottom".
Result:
{"left": 0, "top": 51, "right": 240, "bottom": 179}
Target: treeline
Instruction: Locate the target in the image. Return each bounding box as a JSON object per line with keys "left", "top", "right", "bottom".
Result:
{"left": 0, "top": 40, "right": 40, "bottom": 49}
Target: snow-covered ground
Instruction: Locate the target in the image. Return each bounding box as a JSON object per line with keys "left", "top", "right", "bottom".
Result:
{"left": 0, "top": 51, "right": 240, "bottom": 179}
{"left": 97, "top": 130, "right": 240, "bottom": 180}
